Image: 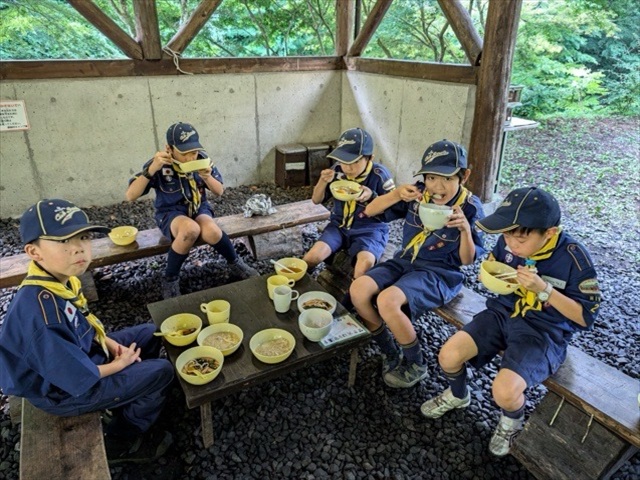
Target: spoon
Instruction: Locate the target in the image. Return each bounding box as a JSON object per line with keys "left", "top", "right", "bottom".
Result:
{"left": 269, "top": 259, "right": 294, "bottom": 273}
{"left": 153, "top": 328, "right": 197, "bottom": 337}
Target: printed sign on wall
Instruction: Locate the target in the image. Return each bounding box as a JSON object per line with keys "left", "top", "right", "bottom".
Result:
{"left": 0, "top": 100, "right": 30, "bottom": 132}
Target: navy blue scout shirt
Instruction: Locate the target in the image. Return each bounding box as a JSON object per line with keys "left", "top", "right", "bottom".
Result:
{"left": 487, "top": 231, "right": 600, "bottom": 340}
{"left": 129, "top": 151, "right": 223, "bottom": 217}
{"left": 384, "top": 182, "right": 486, "bottom": 267}
{"left": 0, "top": 286, "right": 101, "bottom": 401}
{"left": 324, "top": 162, "right": 395, "bottom": 229}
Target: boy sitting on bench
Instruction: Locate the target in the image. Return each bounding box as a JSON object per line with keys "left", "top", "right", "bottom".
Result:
{"left": 420, "top": 187, "right": 601, "bottom": 457}
{"left": 0, "top": 199, "right": 175, "bottom": 464}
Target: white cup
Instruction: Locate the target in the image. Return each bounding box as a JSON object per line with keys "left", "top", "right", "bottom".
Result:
{"left": 267, "top": 275, "right": 296, "bottom": 300}
{"left": 273, "top": 285, "right": 300, "bottom": 313}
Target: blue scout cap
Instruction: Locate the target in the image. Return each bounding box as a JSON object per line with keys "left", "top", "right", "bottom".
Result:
{"left": 327, "top": 128, "right": 374, "bottom": 164}
{"left": 20, "top": 199, "right": 110, "bottom": 245}
{"left": 415, "top": 140, "right": 467, "bottom": 176}
{"left": 166, "top": 122, "right": 204, "bottom": 153}
{"left": 476, "top": 187, "right": 561, "bottom": 233}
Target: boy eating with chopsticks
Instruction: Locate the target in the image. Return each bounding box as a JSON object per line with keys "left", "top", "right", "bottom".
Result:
{"left": 420, "top": 187, "right": 601, "bottom": 457}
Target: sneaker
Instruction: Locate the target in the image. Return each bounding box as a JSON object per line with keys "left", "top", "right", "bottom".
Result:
{"left": 162, "top": 277, "right": 181, "bottom": 299}
{"left": 383, "top": 360, "right": 428, "bottom": 388}
{"left": 228, "top": 258, "right": 259, "bottom": 279}
{"left": 420, "top": 387, "right": 471, "bottom": 419}
{"left": 105, "top": 429, "right": 173, "bottom": 465}
{"left": 489, "top": 414, "right": 524, "bottom": 457}
{"left": 381, "top": 349, "right": 403, "bottom": 375}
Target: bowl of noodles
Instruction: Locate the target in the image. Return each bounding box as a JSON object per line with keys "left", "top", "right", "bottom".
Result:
{"left": 175, "top": 345, "right": 224, "bottom": 385}
{"left": 159, "top": 313, "right": 202, "bottom": 347}
{"left": 249, "top": 328, "right": 296, "bottom": 364}
{"left": 330, "top": 180, "right": 363, "bottom": 201}
{"left": 479, "top": 260, "right": 519, "bottom": 295}
{"left": 197, "top": 323, "right": 244, "bottom": 356}
{"left": 297, "top": 291, "right": 337, "bottom": 314}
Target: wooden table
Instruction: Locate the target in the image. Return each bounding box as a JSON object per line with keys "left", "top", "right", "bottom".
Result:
{"left": 147, "top": 274, "right": 371, "bottom": 448}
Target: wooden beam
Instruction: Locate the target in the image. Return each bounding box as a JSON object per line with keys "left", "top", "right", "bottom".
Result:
{"left": 467, "top": 0, "right": 523, "bottom": 202}
{"left": 347, "top": 0, "right": 394, "bottom": 57}
{"left": 0, "top": 57, "right": 343, "bottom": 80}
{"left": 436, "top": 0, "right": 483, "bottom": 66}
{"left": 346, "top": 57, "right": 477, "bottom": 84}
{"left": 165, "top": 0, "right": 224, "bottom": 55}
{"left": 67, "top": 0, "right": 143, "bottom": 60}
{"left": 133, "top": 0, "right": 163, "bottom": 59}
{"left": 336, "top": 0, "right": 355, "bottom": 57}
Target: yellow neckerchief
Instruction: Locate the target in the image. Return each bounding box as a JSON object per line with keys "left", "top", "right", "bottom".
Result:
{"left": 172, "top": 163, "right": 201, "bottom": 217}
{"left": 20, "top": 261, "right": 109, "bottom": 357}
{"left": 339, "top": 160, "right": 374, "bottom": 229}
{"left": 401, "top": 186, "right": 470, "bottom": 262}
{"left": 511, "top": 229, "right": 562, "bottom": 318}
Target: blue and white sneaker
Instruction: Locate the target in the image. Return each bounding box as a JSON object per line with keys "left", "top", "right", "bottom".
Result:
{"left": 383, "top": 360, "right": 428, "bottom": 388}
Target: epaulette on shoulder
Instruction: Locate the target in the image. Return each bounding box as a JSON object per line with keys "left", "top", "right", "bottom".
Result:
{"left": 36, "top": 289, "right": 63, "bottom": 326}
{"left": 566, "top": 243, "right": 594, "bottom": 272}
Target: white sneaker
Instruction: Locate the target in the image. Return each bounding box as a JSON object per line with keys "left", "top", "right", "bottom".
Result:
{"left": 489, "top": 414, "right": 524, "bottom": 457}
{"left": 420, "top": 387, "right": 471, "bottom": 419}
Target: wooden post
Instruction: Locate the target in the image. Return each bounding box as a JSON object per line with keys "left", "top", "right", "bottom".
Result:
{"left": 68, "top": 0, "right": 143, "bottom": 60}
{"left": 467, "top": 0, "right": 523, "bottom": 202}
{"left": 336, "top": 0, "right": 355, "bottom": 57}
{"left": 347, "top": 0, "right": 394, "bottom": 57}
{"left": 436, "top": 0, "right": 483, "bottom": 66}
{"left": 165, "top": 0, "right": 223, "bottom": 55}
{"left": 133, "top": 0, "right": 163, "bottom": 59}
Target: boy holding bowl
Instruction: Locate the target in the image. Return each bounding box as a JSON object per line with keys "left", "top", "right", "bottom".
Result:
{"left": 420, "top": 187, "right": 601, "bottom": 457}
{"left": 350, "top": 140, "right": 485, "bottom": 388}
{"left": 303, "top": 127, "right": 396, "bottom": 279}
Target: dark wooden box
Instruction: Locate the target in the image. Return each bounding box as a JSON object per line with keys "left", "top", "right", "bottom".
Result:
{"left": 306, "top": 142, "right": 332, "bottom": 185}
{"left": 275, "top": 144, "right": 308, "bottom": 188}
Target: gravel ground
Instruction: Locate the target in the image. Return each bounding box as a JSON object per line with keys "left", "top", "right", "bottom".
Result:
{"left": 0, "top": 176, "right": 638, "bottom": 479}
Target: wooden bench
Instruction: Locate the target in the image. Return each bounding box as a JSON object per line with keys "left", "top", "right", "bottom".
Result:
{"left": 434, "top": 287, "right": 639, "bottom": 480}
{"left": 0, "top": 199, "right": 329, "bottom": 289}
{"left": 14, "top": 397, "right": 110, "bottom": 480}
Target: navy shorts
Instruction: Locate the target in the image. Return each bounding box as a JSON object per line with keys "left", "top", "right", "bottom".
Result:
{"left": 319, "top": 223, "right": 388, "bottom": 261}
{"left": 365, "top": 257, "right": 461, "bottom": 316}
{"left": 462, "top": 307, "right": 568, "bottom": 387}
{"left": 155, "top": 203, "right": 215, "bottom": 239}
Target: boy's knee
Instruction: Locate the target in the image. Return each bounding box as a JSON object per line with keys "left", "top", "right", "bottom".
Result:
{"left": 376, "top": 289, "right": 402, "bottom": 315}
{"left": 438, "top": 344, "right": 464, "bottom": 371}
{"left": 492, "top": 376, "right": 523, "bottom": 406}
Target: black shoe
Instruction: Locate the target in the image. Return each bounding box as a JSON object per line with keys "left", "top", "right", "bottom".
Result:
{"left": 105, "top": 429, "right": 173, "bottom": 465}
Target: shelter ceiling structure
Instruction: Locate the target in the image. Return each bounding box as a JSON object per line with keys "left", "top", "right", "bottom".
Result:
{"left": 0, "top": 0, "right": 524, "bottom": 202}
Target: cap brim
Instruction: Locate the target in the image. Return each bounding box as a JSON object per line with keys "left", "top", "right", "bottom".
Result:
{"left": 173, "top": 142, "right": 204, "bottom": 153}
{"left": 415, "top": 166, "right": 460, "bottom": 177}
{"left": 475, "top": 214, "right": 518, "bottom": 234}
{"left": 327, "top": 147, "right": 362, "bottom": 164}
{"left": 39, "top": 225, "right": 111, "bottom": 242}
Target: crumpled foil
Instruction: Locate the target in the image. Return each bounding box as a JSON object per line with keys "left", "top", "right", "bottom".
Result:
{"left": 243, "top": 194, "right": 278, "bottom": 217}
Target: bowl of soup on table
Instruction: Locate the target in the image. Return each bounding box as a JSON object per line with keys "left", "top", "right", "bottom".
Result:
{"left": 479, "top": 260, "right": 519, "bottom": 295}
{"left": 330, "top": 180, "right": 363, "bottom": 202}
{"left": 274, "top": 257, "right": 307, "bottom": 282}
{"left": 197, "top": 323, "right": 244, "bottom": 356}
{"left": 176, "top": 346, "right": 223, "bottom": 385}
{"left": 159, "top": 313, "right": 202, "bottom": 346}
{"left": 297, "top": 291, "right": 337, "bottom": 314}
{"left": 250, "top": 328, "right": 296, "bottom": 364}
{"left": 108, "top": 226, "right": 138, "bottom": 246}
{"left": 298, "top": 308, "right": 334, "bottom": 342}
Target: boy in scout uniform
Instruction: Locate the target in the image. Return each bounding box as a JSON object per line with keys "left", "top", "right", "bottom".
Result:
{"left": 0, "top": 199, "right": 174, "bottom": 463}
{"left": 350, "top": 140, "right": 486, "bottom": 388}
{"left": 420, "top": 187, "right": 601, "bottom": 457}
{"left": 126, "top": 122, "right": 258, "bottom": 299}
{"left": 303, "top": 127, "right": 396, "bottom": 279}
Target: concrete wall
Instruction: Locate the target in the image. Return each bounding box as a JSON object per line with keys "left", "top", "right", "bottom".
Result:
{"left": 340, "top": 71, "right": 476, "bottom": 186}
{"left": 0, "top": 71, "right": 342, "bottom": 218}
{"left": 0, "top": 70, "right": 475, "bottom": 218}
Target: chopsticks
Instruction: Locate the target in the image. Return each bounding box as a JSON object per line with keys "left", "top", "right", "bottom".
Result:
{"left": 493, "top": 271, "right": 519, "bottom": 279}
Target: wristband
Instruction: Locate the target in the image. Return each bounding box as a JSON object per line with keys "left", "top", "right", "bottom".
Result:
{"left": 142, "top": 166, "right": 153, "bottom": 180}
